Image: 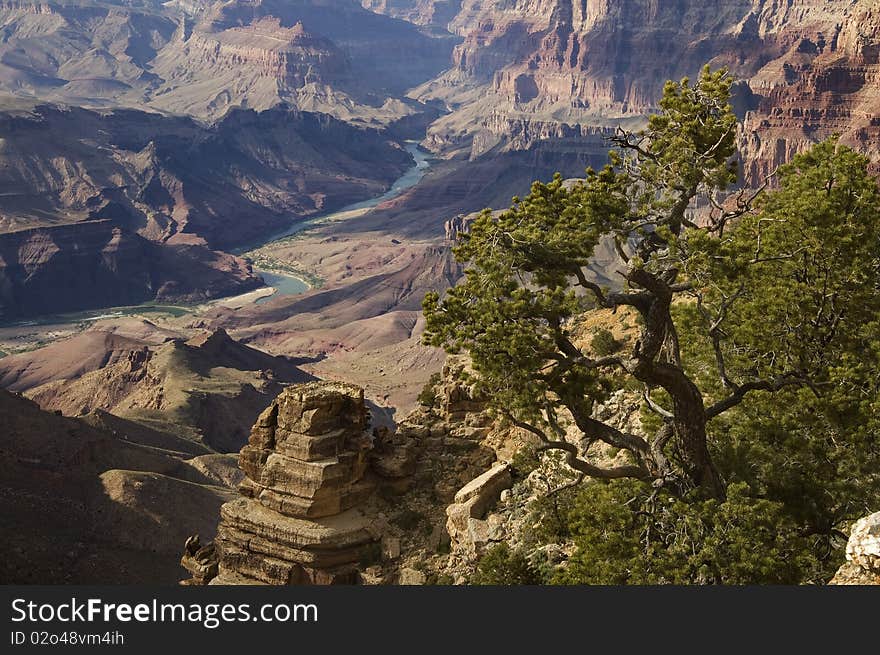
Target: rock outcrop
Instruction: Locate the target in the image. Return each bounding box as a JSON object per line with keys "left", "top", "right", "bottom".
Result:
{"left": 445, "top": 463, "right": 512, "bottom": 559}
{"left": 200, "top": 382, "right": 388, "bottom": 585}
{"left": 830, "top": 512, "right": 880, "bottom": 585}
{"left": 181, "top": 536, "right": 219, "bottom": 586}
{"left": 390, "top": 357, "right": 523, "bottom": 577}
{"left": 180, "top": 365, "right": 518, "bottom": 585}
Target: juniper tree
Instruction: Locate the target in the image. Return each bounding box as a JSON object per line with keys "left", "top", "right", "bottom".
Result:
{"left": 423, "top": 66, "right": 880, "bottom": 501}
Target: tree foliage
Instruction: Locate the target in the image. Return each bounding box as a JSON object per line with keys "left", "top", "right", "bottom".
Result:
{"left": 472, "top": 543, "right": 543, "bottom": 585}
{"left": 424, "top": 66, "right": 880, "bottom": 583}
{"left": 590, "top": 328, "right": 622, "bottom": 356}
{"left": 555, "top": 481, "right": 815, "bottom": 585}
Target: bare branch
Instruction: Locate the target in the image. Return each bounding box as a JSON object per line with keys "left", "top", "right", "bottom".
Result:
{"left": 503, "top": 409, "right": 653, "bottom": 482}
{"left": 538, "top": 440, "right": 652, "bottom": 481}
{"left": 705, "top": 373, "right": 805, "bottom": 419}
{"left": 573, "top": 267, "right": 607, "bottom": 305}
{"left": 644, "top": 387, "right": 674, "bottom": 419}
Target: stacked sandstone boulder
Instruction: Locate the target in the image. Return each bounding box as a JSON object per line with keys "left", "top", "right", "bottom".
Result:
{"left": 205, "top": 382, "right": 391, "bottom": 585}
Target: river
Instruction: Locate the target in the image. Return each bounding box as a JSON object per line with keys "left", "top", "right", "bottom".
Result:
{"left": 0, "top": 142, "right": 433, "bottom": 329}
{"left": 249, "top": 141, "right": 432, "bottom": 304}
{"left": 241, "top": 141, "right": 432, "bottom": 251}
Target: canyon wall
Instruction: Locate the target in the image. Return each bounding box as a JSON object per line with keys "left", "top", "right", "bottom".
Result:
{"left": 0, "top": 221, "right": 261, "bottom": 321}
{"left": 740, "top": 1, "right": 880, "bottom": 180}
{"left": 367, "top": 1, "right": 880, "bottom": 176}
{"left": 0, "top": 0, "right": 455, "bottom": 122}
{"left": 0, "top": 103, "right": 413, "bottom": 248}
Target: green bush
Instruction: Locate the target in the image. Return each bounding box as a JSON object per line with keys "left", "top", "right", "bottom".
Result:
{"left": 554, "top": 481, "right": 815, "bottom": 585}
{"left": 509, "top": 445, "right": 540, "bottom": 480}
{"left": 417, "top": 372, "right": 442, "bottom": 407}
{"left": 472, "top": 544, "right": 543, "bottom": 585}
{"left": 590, "top": 328, "right": 621, "bottom": 356}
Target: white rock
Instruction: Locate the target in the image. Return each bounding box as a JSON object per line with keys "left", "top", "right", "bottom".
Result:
{"left": 846, "top": 511, "right": 880, "bottom": 573}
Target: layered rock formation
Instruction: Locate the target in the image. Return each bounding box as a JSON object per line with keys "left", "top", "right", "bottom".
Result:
{"left": 374, "top": 1, "right": 880, "bottom": 177}
{"left": 739, "top": 2, "right": 880, "bottom": 181}
{"left": 202, "top": 382, "right": 386, "bottom": 584}
{"left": 148, "top": 18, "right": 353, "bottom": 120}
{"left": 830, "top": 512, "right": 880, "bottom": 585}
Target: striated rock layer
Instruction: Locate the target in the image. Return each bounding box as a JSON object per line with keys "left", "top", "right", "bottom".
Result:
{"left": 371, "top": 1, "right": 880, "bottom": 175}
{"left": 202, "top": 382, "right": 388, "bottom": 585}
{"left": 739, "top": 2, "right": 880, "bottom": 181}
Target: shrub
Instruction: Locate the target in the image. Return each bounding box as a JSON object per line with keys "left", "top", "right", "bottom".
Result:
{"left": 590, "top": 328, "right": 622, "bottom": 356}
{"left": 554, "top": 481, "right": 815, "bottom": 585}
{"left": 472, "top": 543, "right": 543, "bottom": 585}
{"left": 417, "top": 372, "right": 442, "bottom": 407}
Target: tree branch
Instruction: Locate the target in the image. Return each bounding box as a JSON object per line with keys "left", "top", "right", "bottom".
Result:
{"left": 705, "top": 373, "right": 805, "bottom": 418}
{"left": 538, "top": 441, "right": 652, "bottom": 481}
{"left": 573, "top": 267, "right": 607, "bottom": 305}
{"left": 503, "top": 413, "right": 653, "bottom": 482}
{"left": 644, "top": 387, "right": 674, "bottom": 419}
